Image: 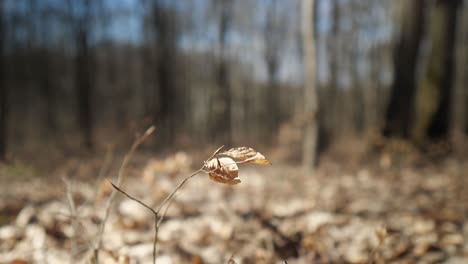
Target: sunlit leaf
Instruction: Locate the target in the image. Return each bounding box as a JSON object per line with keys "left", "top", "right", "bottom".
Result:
{"left": 220, "top": 147, "right": 271, "bottom": 165}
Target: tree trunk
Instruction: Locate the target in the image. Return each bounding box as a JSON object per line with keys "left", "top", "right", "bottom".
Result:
{"left": 210, "top": 0, "right": 232, "bottom": 144}
{"left": 40, "top": 48, "right": 57, "bottom": 135}
{"left": 383, "top": 0, "right": 426, "bottom": 138}
{"left": 452, "top": 3, "right": 467, "bottom": 137}
{"left": 152, "top": 4, "right": 178, "bottom": 143}
{"left": 366, "top": 46, "right": 380, "bottom": 134}
{"left": 414, "top": 0, "right": 461, "bottom": 142}
{"left": 301, "top": 0, "right": 318, "bottom": 172}
{"left": 350, "top": 46, "right": 364, "bottom": 134}
{"left": 327, "top": 0, "right": 340, "bottom": 138}
{"left": 0, "top": 75, "right": 5, "bottom": 161}
{"left": 266, "top": 57, "right": 280, "bottom": 139}
{"left": 76, "top": 29, "right": 93, "bottom": 149}
{"left": 0, "top": 2, "right": 7, "bottom": 161}
{"left": 264, "top": 0, "right": 281, "bottom": 140}
{"left": 215, "top": 59, "right": 232, "bottom": 143}
{"left": 465, "top": 9, "right": 468, "bottom": 134}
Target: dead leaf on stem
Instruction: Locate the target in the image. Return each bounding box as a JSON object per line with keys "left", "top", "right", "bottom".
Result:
{"left": 220, "top": 147, "right": 271, "bottom": 165}
{"left": 205, "top": 157, "right": 240, "bottom": 185}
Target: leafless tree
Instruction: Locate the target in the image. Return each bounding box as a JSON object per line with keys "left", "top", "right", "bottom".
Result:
{"left": 326, "top": 0, "right": 341, "bottom": 138}
{"left": 415, "top": 0, "right": 462, "bottom": 142}
{"left": 0, "top": 0, "right": 6, "bottom": 160}
{"left": 383, "top": 0, "right": 427, "bottom": 139}
{"left": 263, "top": 0, "right": 286, "bottom": 138}
{"left": 67, "top": 0, "right": 95, "bottom": 149}
{"left": 209, "top": 0, "right": 234, "bottom": 144}
{"left": 302, "top": 0, "right": 318, "bottom": 172}
{"left": 148, "top": 0, "right": 179, "bottom": 143}
{"left": 453, "top": 5, "right": 468, "bottom": 136}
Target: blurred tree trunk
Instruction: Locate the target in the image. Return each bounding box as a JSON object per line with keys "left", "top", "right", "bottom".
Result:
{"left": 361, "top": 1, "right": 378, "bottom": 135}
{"left": 266, "top": 58, "right": 279, "bottom": 134}
{"left": 350, "top": 45, "right": 364, "bottom": 134}
{"left": 302, "top": 0, "right": 318, "bottom": 172}
{"left": 0, "top": 1, "right": 6, "bottom": 160}
{"left": 264, "top": 0, "right": 282, "bottom": 141}
{"left": 367, "top": 46, "right": 380, "bottom": 133}
{"left": 40, "top": 18, "right": 56, "bottom": 135}
{"left": 152, "top": 3, "right": 178, "bottom": 143}
{"left": 465, "top": 9, "right": 468, "bottom": 134}
{"left": 414, "top": 0, "right": 461, "bottom": 142}
{"left": 210, "top": 0, "right": 232, "bottom": 144}
{"left": 76, "top": 29, "right": 93, "bottom": 149}
{"left": 327, "top": 0, "right": 340, "bottom": 137}
{"left": 141, "top": 45, "right": 155, "bottom": 120}
{"left": 73, "top": 0, "right": 94, "bottom": 150}
{"left": 383, "top": 0, "right": 426, "bottom": 138}
{"left": 349, "top": 1, "right": 364, "bottom": 135}
{"left": 453, "top": 5, "right": 467, "bottom": 136}
{"left": 40, "top": 61, "right": 56, "bottom": 134}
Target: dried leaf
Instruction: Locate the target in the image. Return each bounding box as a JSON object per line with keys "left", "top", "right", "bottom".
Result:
{"left": 205, "top": 157, "right": 240, "bottom": 185}
{"left": 220, "top": 147, "right": 271, "bottom": 165}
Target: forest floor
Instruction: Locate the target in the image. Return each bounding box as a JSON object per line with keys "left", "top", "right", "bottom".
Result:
{"left": 0, "top": 146, "right": 468, "bottom": 263}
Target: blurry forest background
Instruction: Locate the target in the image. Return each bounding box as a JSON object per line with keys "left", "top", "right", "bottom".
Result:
{"left": 0, "top": 0, "right": 466, "bottom": 163}
{"left": 1, "top": 0, "right": 468, "bottom": 263}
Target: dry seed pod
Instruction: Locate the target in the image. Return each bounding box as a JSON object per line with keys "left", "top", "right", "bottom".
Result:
{"left": 220, "top": 147, "right": 271, "bottom": 165}
{"left": 205, "top": 157, "right": 240, "bottom": 185}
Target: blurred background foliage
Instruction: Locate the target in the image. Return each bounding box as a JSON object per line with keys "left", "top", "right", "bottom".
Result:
{"left": 0, "top": 0, "right": 467, "bottom": 164}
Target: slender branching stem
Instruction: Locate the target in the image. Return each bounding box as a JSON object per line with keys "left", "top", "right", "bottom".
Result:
{"left": 110, "top": 145, "right": 225, "bottom": 264}
{"left": 111, "top": 168, "right": 203, "bottom": 264}
{"left": 94, "top": 126, "right": 155, "bottom": 262}
{"left": 154, "top": 169, "right": 203, "bottom": 215}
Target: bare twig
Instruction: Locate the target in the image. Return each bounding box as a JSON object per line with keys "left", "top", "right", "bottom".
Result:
{"left": 154, "top": 169, "right": 203, "bottom": 216}
{"left": 95, "top": 145, "right": 114, "bottom": 188}
{"left": 93, "top": 126, "right": 155, "bottom": 262}
{"left": 153, "top": 169, "right": 201, "bottom": 261}
{"left": 111, "top": 145, "right": 224, "bottom": 264}
{"left": 110, "top": 182, "right": 156, "bottom": 214}
{"left": 208, "top": 145, "right": 225, "bottom": 160}
{"left": 62, "top": 176, "right": 79, "bottom": 264}
{"left": 111, "top": 168, "right": 203, "bottom": 264}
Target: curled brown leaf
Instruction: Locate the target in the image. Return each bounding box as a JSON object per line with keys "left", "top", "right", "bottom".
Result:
{"left": 205, "top": 157, "right": 241, "bottom": 185}
{"left": 220, "top": 147, "right": 271, "bottom": 165}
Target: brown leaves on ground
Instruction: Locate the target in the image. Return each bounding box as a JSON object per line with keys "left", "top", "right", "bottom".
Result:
{"left": 2, "top": 150, "right": 468, "bottom": 263}
{"left": 204, "top": 147, "right": 271, "bottom": 185}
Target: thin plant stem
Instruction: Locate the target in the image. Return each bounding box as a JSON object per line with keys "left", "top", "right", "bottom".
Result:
{"left": 94, "top": 126, "right": 155, "bottom": 262}
{"left": 62, "top": 177, "right": 78, "bottom": 264}
{"left": 110, "top": 145, "right": 225, "bottom": 264}
{"left": 96, "top": 145, "right": 114, "bottom": 184}
{"left": 111, "top": 168, "right": 203, "bottom": 264}
{"left": 154, "top": 169, "right": 202, "bottom": 215}
{"left": 154, "top": 187, "right": 178, "bottom": 263}
{"left": 110, "top": 182, "right": 156, "bottom": 215}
